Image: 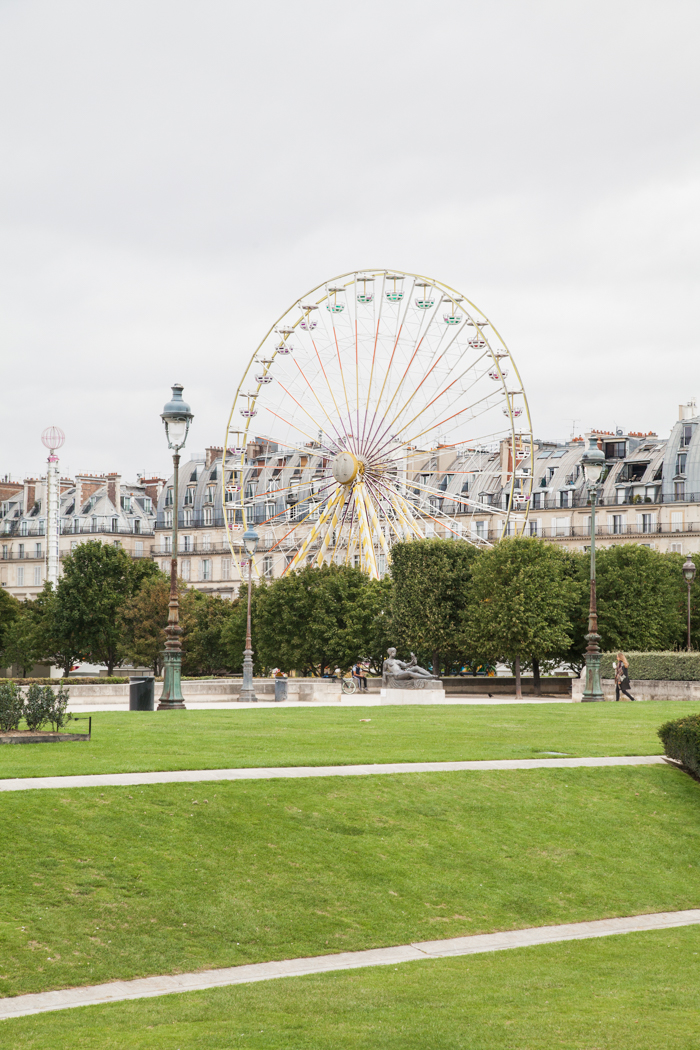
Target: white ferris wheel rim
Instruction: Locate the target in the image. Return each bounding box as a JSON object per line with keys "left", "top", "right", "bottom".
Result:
{"left": 223, "top": 268, "right": 533, "bottom": 579}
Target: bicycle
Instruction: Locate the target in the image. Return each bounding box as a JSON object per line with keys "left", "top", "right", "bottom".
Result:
{"left": 341, "top": 677, "right": 358, "bottom": 695}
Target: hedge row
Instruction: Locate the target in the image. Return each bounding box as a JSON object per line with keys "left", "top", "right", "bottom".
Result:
{"left": 0, "top": 682, "right": 71, "bottom": 733}
{"left": 658, "top": 714, "right": 700, "bottom": 777}
{"left": 2, "top": 677, "right": 129, "bottom": 685}
{"left": 600, "top": 651, "right": 700, "bottom": 681}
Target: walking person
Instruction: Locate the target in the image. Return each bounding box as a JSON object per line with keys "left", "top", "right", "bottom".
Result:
{"left": 614, "top": 652, "right": 636, "bottom": 701}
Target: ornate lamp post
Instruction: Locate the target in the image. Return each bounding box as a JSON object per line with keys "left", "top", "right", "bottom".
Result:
{"left": 581, "top": 436, "right": 606, "bottom": 702}
{"left": 682, "top": 555, "right": 696, "bottom": 652}
{"left": 157, "top": 384, "right": 194, "bottom": 711}
{"left": 239, "top": 526, "right": 259, "bottom": 703}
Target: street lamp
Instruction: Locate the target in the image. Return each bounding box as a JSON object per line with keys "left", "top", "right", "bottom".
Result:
{"left": 682, "top": 555, "right": 696, "bottom": 652}
{"left": 239, "top": 526, "right": 259, "bottom": 702}
{"left": 157, "top": 383, "right": 194, "bottom": 711}
{"left": 581, "top": 435, "right": 606, "bottom": 702}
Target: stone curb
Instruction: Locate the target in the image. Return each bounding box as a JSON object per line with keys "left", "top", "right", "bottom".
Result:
{"left": 1, "top": 909, "right": 698, "bottom": 1020}
{"left": 0, "top": 755, "right": 667, "bottom": 792}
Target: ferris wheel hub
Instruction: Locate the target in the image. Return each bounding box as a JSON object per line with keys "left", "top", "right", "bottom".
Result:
{"left": 332, "top": 451, "right": 360, "bottom": 485}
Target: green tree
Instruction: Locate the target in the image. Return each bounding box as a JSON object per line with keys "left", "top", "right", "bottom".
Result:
{"left": 465, "top": 537, "right": 573, "bottom": 697}
{"left": 575, "top": 544, "right": 683, "bottom": 655}
{"left": 120, "top": 573, "right": 175, "bottom": 675}
{"left": 31, "top": 582, "right": 84, "bottom": 677}
{"left": 221, "top": 564, "right": 389, "bottom": 676}
{"left": 0, "top": 587, "right": 20, "bottom": 659}
{"left": 182, "top": 592, "right": 241, "bottom": 676}
{"left": 51, "top": 541, "right": 159, "bottom": 675}
{"left": 1, "top": 603, "right": 44, "bottom": 677}
{"left": 390, "top": 539, "right": 479, "bottom": 674}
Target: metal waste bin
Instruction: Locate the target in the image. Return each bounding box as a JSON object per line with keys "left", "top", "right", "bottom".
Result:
{"left": 129, "top": 676, "right": 155, "bottom": 711}
{"left": 274, "top": 678, "right": 288, "bottom": 702}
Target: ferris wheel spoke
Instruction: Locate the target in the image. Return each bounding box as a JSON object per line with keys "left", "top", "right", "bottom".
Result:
{"left": 379, "top": 336, "right": 489, "bottom": 452}
{"left": 291, "top": 357, "right": 346, "bottom": 447}
{"left": 399, "top": 388, "right": 505, "bottom": 446}
{"left": 375, "top": 305, "right": 462, "bottom": 439}
{"left": 386, "top": 355, "right": 495, "bottom": 447}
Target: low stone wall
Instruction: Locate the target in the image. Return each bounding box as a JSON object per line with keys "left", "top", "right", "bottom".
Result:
{"left": 61, "top": 678, "right": 345, "bottom": 705}
{"left": 571, "top": 677, "right": 700, "bottom": 702}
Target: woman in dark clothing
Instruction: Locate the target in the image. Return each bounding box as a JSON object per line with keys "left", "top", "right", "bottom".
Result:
{"left": 614, "top": 652, "right": 636, "bottom": 701}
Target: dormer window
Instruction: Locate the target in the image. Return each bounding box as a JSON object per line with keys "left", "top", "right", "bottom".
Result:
{"left": 184, "top": 487, "right": 195, "bottom": 505}
{"left": 681, "top": 424, "right": 694, "bottom": 448}
{"left": 205, "top": 485, "right": 216, "bottom": 503}
{"left": 121, "top": 496, "right": 131, "bottom": 512}
{"left": 164, "top": 488, "right": 173, "bottom": 506}
{"left": 676, "top": 452, "right": 687, "bottom": 476}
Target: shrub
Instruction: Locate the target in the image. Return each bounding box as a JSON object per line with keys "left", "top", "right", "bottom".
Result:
{"left": 3, "top": 677, "right": 128, "bottom": 685}
{"left": 44, "top": 685, "right": 71, "bottom": 731}
{"left": 24, "top": 684, "right": 49, "bottom": 731}
{"left": 0, "top": 681, "right": 24, "bottom": 732}
{"left": 658, "top": 714, "right": 700, "bottom": 776}
{"left": 600, "top": 651, "right": 700, "bottom": 681}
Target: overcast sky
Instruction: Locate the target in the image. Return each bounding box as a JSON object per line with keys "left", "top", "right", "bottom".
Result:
{"left": 1, "top": 0, "right": 699, "bottom": 482}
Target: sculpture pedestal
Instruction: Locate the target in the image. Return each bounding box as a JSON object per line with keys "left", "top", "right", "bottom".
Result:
{"left": 379, "top": 685, "right": 446, "bottom": 705}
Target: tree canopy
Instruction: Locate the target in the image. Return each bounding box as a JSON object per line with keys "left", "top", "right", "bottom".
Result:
{"left": 465, "top": 537, "right": 573, "bottom": 691}
{"left": 390, "top": 538, "right": 479, "bottom": 673}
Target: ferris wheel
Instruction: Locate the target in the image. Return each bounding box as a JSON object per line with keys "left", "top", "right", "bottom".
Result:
{"left": 223, "top": 269, "right": 533, "bottom": 580}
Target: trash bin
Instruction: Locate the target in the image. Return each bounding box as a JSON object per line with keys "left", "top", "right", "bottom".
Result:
{"left": 129, "top": 676, "right": 155, "bottom": 711}
{"left": 274, "top": 678, "right": 288, "bottom": 702}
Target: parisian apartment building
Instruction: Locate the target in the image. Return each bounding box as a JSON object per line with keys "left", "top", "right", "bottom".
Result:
{"left": 2, "top": 401, "right": 699, "bottom": 603}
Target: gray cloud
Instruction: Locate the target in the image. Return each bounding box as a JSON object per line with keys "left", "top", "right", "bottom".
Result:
{"left": 1, "top": 0, "right": 699, "bottom": 479}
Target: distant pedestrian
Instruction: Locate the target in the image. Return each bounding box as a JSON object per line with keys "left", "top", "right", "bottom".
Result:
{"left": 352, "top": 661, "right": 368, "bottom": 692}
{"left": 614, "top": 652, "right": 636, "bottom": 701}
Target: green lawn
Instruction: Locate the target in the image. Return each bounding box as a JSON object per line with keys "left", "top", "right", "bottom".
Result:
{"left": 5, "top": 925, "right": 700, "bottom": 1049}
{"left": 1, "top": 764, "right": 699, "bottom": 998}
{"left": 1, "top": 702, "right": 693, "bottom": 779}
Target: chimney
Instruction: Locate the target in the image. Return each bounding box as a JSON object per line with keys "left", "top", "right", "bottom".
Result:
{"left": 141, "top": 477, "right": 165, "bottom": 505}
{"left": 23, "top": 479, "right": 37, "bottom": 515}
{"left": 205, "top": 447, "right": 223, "bottom": 469}
{"left": 106, "top": 473, "right": 121, "bottom": 510}
{"left": 680, "top": 399, "right": 698, "bottom": 421}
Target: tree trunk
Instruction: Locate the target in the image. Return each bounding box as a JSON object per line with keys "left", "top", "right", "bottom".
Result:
{"left": 432, "top": 651, "right": 440, "bottom": 677}
{"left": 514, "top": 655, "right": 522, "bottom": 699}
{"left": 532, "top": 656, "right": 541, "bottom": 696}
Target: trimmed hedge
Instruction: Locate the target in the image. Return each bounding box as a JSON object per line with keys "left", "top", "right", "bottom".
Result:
{"left": 601, "top": 651, "right": 700, "bottom": 681}
{"left": 2, "top": 677, "right": 129, "bottom": 685}
{"left": 658, "top": 714, "right": 700, "bottom": 776}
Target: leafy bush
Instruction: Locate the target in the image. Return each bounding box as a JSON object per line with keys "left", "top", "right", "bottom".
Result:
{"left": 24, "top": 684, "right": 49, "bottom": 731}
{"left": 658, "top": 714, "right": 700, "bottom": 776}
{"left": 44, "top": 685, "right": 71, "bottom": 731}
{"left": 0, "top": 681, "right": 24, "bottom": 732}
{"left": 600, "top": 651, "right": 700, "bottom": 681}
{"left": 3, "top": 677, "right": 128, "bottom": 685}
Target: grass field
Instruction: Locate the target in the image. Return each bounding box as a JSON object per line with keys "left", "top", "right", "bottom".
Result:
{"left": 1, "top": 764, "right": 698, "bottom": 997}
{"left": 0, "top": 701, "right": 694, "bottom": 779}
{"left": 4, "top": 924, "right": 700, "bottom": 1049}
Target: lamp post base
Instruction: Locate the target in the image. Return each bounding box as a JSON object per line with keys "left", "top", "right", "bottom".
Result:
{"left": 239, "top": 648, "right": 258, "bottom": 703}
{"left": 157, "top": 650, "right": 186, "bottom": 710}
{"left": 582, "top": 639, "right": 604, "bottom": 702}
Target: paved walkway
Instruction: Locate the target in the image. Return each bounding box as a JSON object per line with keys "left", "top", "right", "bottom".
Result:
{"left": 0, "top": 754, "right": 668, "bottom": 792}
{"left": 1, "top": 908, "right": 698, "bottom": 1020}
{"left": 68, "top": 697, "right": 572, "bottom": 711}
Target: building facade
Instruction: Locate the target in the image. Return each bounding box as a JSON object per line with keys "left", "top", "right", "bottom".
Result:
{"left": 4, "top": 401, "right": 698, "bottom": 604}
{"left": 0, "top": 473, "right": 163, "bottom": 601}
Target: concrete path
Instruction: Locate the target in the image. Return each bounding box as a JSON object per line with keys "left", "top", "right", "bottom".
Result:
{"left": 1, "top": 908, "right": 698, "bottom": 1020}
{"left": 67, "top": 697, "right": 572, "bottom": 712}
{"left": 0, "top": 754, "right": 668, "bottom": 792}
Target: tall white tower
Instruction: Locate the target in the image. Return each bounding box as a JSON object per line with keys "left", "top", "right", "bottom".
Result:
{"left": 41, "top": 426, "right": 65, "bottom": 589}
